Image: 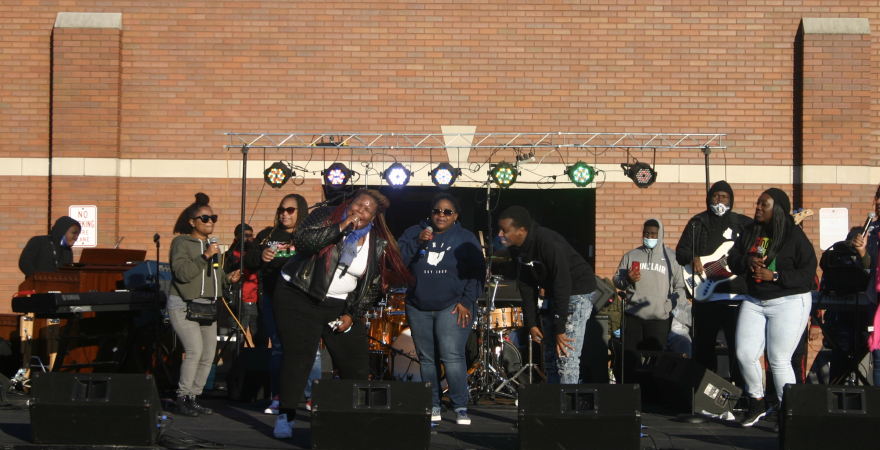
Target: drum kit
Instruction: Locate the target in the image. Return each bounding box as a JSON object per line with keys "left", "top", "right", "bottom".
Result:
{"left": 362, "top": 276, "right": 542, "bottom": 403}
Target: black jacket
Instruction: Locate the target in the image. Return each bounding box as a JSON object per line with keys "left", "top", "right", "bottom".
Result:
{"left": 18, "top": 216, "right": 80, "bottom": 279}
{"left": 727, "top": 223, "right": 817, "bottom": 300}
{"left": 243, "top": 227, "right": 295, "bottom": 296}
{"left": 675, "top": 211, "right": 753, "bottom": 295}
{"left": 279, "top": 207, "right": 387, "bottom": 320}
{"left": 515, "top": 221, "right": 597, "bottom": 333}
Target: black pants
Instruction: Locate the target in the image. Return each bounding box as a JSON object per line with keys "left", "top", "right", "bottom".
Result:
{"left": 692, "top": 300, "right": 743, "bottom": 387}
{"left": 621, "top": 314, "right": 671, "bottom": 383}
{"left": 273, "top": 281, "right": 369, "bottom": 417}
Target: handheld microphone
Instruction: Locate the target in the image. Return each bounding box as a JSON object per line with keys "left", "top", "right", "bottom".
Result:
{"left": 861, "top": 212, "right": 876, "bottom": 239}
{"left": 208, "top": 237, "right": 219, "bottom": 273}
{"left": 419, "top": 226, "right": 434, "bottom": 258}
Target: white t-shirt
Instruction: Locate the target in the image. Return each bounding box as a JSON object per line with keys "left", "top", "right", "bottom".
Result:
{"left": 326, "top": 235, "right": 370, "bottom": 300}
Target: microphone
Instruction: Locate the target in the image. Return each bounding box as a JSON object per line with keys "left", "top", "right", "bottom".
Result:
{"left": 419, "top": 226, "right": 434, "bottom": 258}
{"left": 153, "top": 234, "right": 160, "bottom": 244}
{"left": 114, "top": 236, "right": 125, "bottom": 249}
{"left": 208, "top": 237, "right": 219, "bottom": 275}
{"left": 861, "top": 212, "right": 876, "bottom": 239}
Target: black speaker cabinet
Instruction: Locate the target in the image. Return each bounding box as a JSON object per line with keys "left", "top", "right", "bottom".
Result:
{"left": 652, "top": 353, "right": 741, "bottom": 415}
{"left": 780, "top": 384, "right": 880, "bottom": 450}
{"left": 29, "top": 372, "right": 161, "bottom": 446}
{"left": 632, "top": 350, "right": 669, "bottom": 404}
{"left": 311, "top": 380, "right": 432, "bottom": 450}
{"left": 226, "top": 347, "right": 271, "bottom": 402}
{"left": 518, "top": 384, "right": 641, "bottom": 450}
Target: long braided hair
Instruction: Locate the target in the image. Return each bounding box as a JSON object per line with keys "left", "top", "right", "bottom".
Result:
{"left": 741, "top": 199, "right": 793, "bottom": 263}
{"left": 317, "top": 189, "right": 413, "bottom": 286}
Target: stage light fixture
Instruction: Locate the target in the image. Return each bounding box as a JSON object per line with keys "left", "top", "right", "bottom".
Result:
{"left": 489, "top": 162, "right": 518, "bottom": 188}
{"left": 430, "top": 163, "right": 461, "bottom": 189}
{"left": 565, "top": 161, "right": 596, "bottom": 187}
{"left": 383, "top": 162, "right": 411, "bottom": 188}
{"left": 322, "top": 162, "right": 352, "bottom": 190}
{"left": 264, "top": 162, "right": 293, "bottom": 188}
{"left": 621, "top": 161, "right": 657, "bottom": 189}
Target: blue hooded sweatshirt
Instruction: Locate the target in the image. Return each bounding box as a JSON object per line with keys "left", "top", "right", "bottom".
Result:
{"left": 398, "top": 220, "right": 486, "bottom": 311}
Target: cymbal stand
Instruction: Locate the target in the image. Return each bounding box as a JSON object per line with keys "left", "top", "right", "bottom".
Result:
{"left": 471, "top": 276, "right": 519, "bottom": 403}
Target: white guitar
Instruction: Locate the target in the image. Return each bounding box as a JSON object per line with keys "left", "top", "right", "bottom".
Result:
{"left": 683, "top": 209, "right": 814, "bottom": 301}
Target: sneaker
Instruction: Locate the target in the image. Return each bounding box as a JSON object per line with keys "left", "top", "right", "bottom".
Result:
{"left": 264, "top": 395, "right": 280, "bottom": 415}
{"left": 175, "top": 396, "right": 199, "bottom": 417}
{"left": 190, "top": 396, "right": 213, "bottom": 415}
{"left": 740, "top": 398, "right": 767, "bottom": 428}
{"left": 456, "top": 410, "right": 471, "bottom": 425}
{"left": 274, "top": 413, "right": 294, "bottom": 439}
{"left": 306, "top": 399, "right": 312, "bottom": 411}
{"left": 431, "top": 406, "right": 441, "bottom": 422}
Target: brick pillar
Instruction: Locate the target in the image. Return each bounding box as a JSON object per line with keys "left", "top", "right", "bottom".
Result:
{"left": 51, "top": 13, "right": 122, "bottom": 248}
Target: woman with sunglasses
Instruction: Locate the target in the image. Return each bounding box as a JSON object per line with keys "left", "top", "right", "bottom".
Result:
{"left": 397, "top": 193, "right": 486, "bottom": 425}
{"left": 169, "top": 193, "right": 241, "bottom": 417}
{"left": 244, "top": 193, "right": 309, "bottom": 415}
{"left": 270, "top": 189, "right": 411, "bottom": 439}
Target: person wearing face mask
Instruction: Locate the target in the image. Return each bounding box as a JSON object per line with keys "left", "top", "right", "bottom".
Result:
{"left": 727, "top": 188, "right": 816, "bottom": 428}
{"left": 674, "top": 180, "right": 753, "bottom": 388}
{"left": 18, "top": 216, "right": 82, "bottom": 278}
{"left": 270, "top": 189, "right": 411, "bottom": 439}
{"left": 613, "top": 218, "right": 687, "bottom": 384}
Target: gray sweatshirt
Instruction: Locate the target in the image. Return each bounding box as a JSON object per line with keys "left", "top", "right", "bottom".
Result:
{"left": 612, "top": 217, "right": 686, "bottom": 321}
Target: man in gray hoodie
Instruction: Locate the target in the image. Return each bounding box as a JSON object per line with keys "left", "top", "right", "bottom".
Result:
{"left": 613, "top": 218, "right": 687, "bottom": 383}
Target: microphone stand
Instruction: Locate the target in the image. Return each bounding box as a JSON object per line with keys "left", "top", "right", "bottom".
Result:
{"left": 675, "top": 215, "right": 709, "bottom": 423}
{"left": 152, "top": 234, "right": 172, "bottom": 387}
{"left": 236, "top": 144, "right": 248, "bottom": 357}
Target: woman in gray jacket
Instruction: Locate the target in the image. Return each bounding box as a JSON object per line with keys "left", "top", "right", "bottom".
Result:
{"left": 169, "top": 193, "right": 240, "bottom": 417}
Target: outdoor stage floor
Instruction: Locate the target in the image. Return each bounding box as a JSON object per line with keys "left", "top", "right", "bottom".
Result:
{"left": 0, "top": 389, "right": 780, "bottom": 450}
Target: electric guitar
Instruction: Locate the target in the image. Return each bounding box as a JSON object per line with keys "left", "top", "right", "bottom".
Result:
{"left": 683, "top": 209, "right": 813, "bottom": 301}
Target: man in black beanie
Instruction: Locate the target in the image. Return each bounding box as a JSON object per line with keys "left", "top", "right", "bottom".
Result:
{"left": 675, "top": 180, "right": 753, "bottom": 387}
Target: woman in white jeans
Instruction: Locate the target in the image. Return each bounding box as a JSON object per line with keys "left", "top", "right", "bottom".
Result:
{"left": 726, "top": 188, "right": 817, "bottom": 428}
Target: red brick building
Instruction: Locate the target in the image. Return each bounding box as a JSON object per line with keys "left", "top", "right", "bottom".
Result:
{"left": 1, "top": 2, "right": 878, "bottom": 312}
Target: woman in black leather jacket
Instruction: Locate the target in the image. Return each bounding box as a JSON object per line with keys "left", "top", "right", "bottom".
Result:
{"left": 270, "top": 189, "right": 411, "bottom": 438}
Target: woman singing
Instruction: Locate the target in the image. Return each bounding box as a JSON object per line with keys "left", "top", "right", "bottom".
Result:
{"left": 168, "top": 193, "right": 240, "bottom": 417}
{"left": 727, "top": 188, "right": 816, "bottom": 427}
{"left": 243, "top": 194, "right": 313, "bottom": 415}
{"left": 271, "top": 189, "right": 410, "bottom": 439}
{"left": 398, "top": 193, "right": 486, "bottom": 425}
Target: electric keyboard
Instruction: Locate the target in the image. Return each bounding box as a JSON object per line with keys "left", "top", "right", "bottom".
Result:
{"left": 12, "top": 291, "right": 165, "bottom": 315}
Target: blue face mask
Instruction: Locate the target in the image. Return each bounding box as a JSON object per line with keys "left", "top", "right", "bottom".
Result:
{"left": 643, "top": 238, "right": 658, "bottom": 249}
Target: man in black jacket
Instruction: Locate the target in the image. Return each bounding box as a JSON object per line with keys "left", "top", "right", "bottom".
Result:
{"left": 498, "top": 206, "right": 597, "bottom": 384}
{"left": 675, "top": 180, "right": 752, "bottom": 387}
{"left": 19, "top": 216, "right": 81, "bottom": 278}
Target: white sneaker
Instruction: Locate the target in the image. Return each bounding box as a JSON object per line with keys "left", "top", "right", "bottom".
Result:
{"left": 264, "top": 395, "right": 280, "bottom": 415}
{"left": 274, "top": 413, "right": 294, "bottom": 439}
{"left": 431, "top": 406, "right": 441, "bottom": 422}
{"left": 306, "top": 399, "right": 312, "bottom": 411}
{"left": 456, "top": 410, "right": 471, "bottom": 425}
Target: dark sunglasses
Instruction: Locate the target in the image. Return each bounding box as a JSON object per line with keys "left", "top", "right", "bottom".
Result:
{"left": 192, "top": 215, "right": 218, "bottom": 223}
{"left": 277, "top": 206, "right": 297, "bottom": 215}
{"left": 432, "top": 208, "right": 455, "bottom": 216}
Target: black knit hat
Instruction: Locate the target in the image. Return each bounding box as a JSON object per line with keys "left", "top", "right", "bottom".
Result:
{"left": 762, "top": 188, "right": 791, "bottom": 216}
{"left": 707, "top": 180, "right": 734, "bottom": 209}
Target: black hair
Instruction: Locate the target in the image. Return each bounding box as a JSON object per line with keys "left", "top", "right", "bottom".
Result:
{"left": 431, "top": 192, "right": 462, "bottom": 215}
{"left": 233, "top": 223, "right": 253, "bottom": 237}
{"left": 741, "top": 201, "right": 793, "bottom": 263}
{"left": 173, "top": 193, "right": 211, "bottom": 235}
{"left": 273, "top": 194, "right": 308, "bottom": 230}
{"left": 644, "top": 219, "right": 660, "bottom": 229}
{"left": 499, "top": 206, "right": 531, "bottom": 231}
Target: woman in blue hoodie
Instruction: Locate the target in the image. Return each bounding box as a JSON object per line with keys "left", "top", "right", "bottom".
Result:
{"left": 398, "top": 193, "right": 486, "bottom": 426}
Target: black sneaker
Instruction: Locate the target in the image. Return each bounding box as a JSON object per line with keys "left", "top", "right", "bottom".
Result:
{"left": 175, "top": 396, "right": 200, "bottom": 417}
{"left": 190, "top": 395, "right": 213, "bottom": 415}
{"left": 740, "top": 398, "right": 767, "bottom": 428}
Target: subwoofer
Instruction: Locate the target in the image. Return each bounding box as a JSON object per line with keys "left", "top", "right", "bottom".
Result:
{"left": 651, "top": 353, "right": 741, "bottom": 415}
{"left": 780, "top": 384, "right": 880, "bottom": 450}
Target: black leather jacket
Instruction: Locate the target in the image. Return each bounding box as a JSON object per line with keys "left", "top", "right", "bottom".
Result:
{"left": 280, "top": 206, "right": 387, "bottom": 320}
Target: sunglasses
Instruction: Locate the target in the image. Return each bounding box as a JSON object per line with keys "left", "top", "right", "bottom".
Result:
{"left": 192, "top": 215, "right": 218, "bottom": 223}
{"left": 277, "top": 206, "right": 297, "bottom": 215}
{"left": 432, "top": 208, "right": 455, "bottom": 216}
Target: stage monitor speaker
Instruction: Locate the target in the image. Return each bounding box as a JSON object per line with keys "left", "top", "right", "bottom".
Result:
{"left": 311, "top": 380, "right": 431, "bottom": 450}
{"left": 780, "top": 384, "right": 880, "bottom": 450}
{"left": 226, "top": 347, "right": 271, "bottom": 402}
{"left": 632, "top": 350, "right": 669, "bottom": 404}
{"left": 518, "top": 384, "right": 641, "bottom": 450}
{"left": 29, "top": 372, "right": 161, "bottom": 446}
{"left": 652, "top": 353, "right": 741, "bottom": 415}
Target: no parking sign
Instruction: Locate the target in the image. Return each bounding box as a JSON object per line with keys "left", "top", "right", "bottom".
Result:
{"left": 68, "top": 205, "right": 98, "bottom": 248}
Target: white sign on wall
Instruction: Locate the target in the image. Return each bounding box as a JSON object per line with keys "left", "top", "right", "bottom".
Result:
{"left": 819, "top": 208, "right": 848, "bottom": 250}
{"left": 68, "top": 205, "right": 98, "bottom": 248}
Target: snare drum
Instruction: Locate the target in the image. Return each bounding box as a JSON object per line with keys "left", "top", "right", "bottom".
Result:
{"left": 488, "top": 307, "right": 523, "bottom": 330}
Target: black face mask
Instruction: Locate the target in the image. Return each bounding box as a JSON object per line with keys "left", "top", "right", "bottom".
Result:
{"left": 241, "top": 240, "right": 256, "bottom": 252}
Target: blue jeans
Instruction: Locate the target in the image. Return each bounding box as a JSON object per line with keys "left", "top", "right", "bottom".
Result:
{"left": 541, "top": 292, "right": 594, "bottom": 384}
{"left": 261, "top": 292, "right": 283, "bottom": 397}
{"left": 304, "top": 348, "right": 322, "bottom": 399}
{"left": 405, "top": 302, "right": 474, "bottom": 411}
{"left": 736, "top": 293, "right": 811, "bottom": 401}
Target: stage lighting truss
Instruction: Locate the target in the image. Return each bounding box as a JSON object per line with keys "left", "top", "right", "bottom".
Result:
{"left": 430, "top": 163, "right": 461, "bottom": 189}
{"left": 264, "top": 162, "right": 294, "bottom": 188}
{"left": 565, "top": 161, "right": 596, "bottom": 187}
{"left": 489, "top": 162, "right": 519, "bottom": 188}
{"left": 383, "top": 162, "right": 411, "bottom": 188}
{"left": 322, "top": 162, "right": 352, "bottom": 190}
